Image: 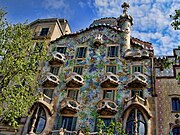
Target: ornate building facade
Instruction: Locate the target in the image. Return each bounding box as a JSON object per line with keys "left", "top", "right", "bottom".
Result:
{"left": 1, "top": 2, "right": 180, "bottom": 135}
{"left": 23, "top": 2, "right": 157, "bottom": 135}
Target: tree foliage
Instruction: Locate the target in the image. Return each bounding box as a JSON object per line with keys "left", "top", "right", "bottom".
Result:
{"left": 170, "top": 9, "right": 180, "bottom": 30}
{"left": 0, "top": 9, "right": 47, "bottom": 127}
{"left": 96, "top": 118, "right": 127, "bottom": 135}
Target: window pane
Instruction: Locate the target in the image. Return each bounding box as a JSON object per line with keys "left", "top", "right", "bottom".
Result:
{"left": 126, "top": 121, "right": 135, "bottom": 135}
{"left": 173, "top": 127, "right": 180, "bottom": 135}
{"left": 40, "top": 28, "right": 49, "bottom": 36}
{"left": 28, "top": 106, "right": 46, "bottom": 134}
{"left": 172, "top": 98, "right": 180, "bottom": 111}
{"left": 132, "top": 66, "right": 143, "bottom": 73}
{"left": 35, "top": 118, "right": 46, "bottom": 133}
{"left": 50, "top": 66, "right": 59, "bottom": 75}
{"left": 103, "top": 90, "right": 114, "bottom": 100}
{"left": 68, "top": 90, "right": 78, "bottom": 100}
{"left": 43, "top": 89, "right": 53, "bottom": 98}
{"left": 73, "top": 66, "right": 83, "bottom": 75}
{"left": 126, "top": 109, "right": 146, "bottom": 135}
{"left": 106, "top": 66, "right": 117, "bottom": 74}
{"left": 57, "top": 47, "right": 67, "bottom": 54}
{"left": 76, "top": 47, "right": 87, "bottom": 58}
{"left": 61, "top": 117, "right": 74, "bottom": 131}
{"left": 138, "top": 121, "right": 145, "bottom": 135}
{"left": 107, "top": 46, "right": 119, "bottom": 57}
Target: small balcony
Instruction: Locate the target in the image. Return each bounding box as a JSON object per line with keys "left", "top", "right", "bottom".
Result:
{"left": 41, "top": 72, "right": 59, "bottom": 87}
{"left": 97, "top": 98, "right": 118, "bottom": 115}
{"left": 38, "top": 93, "right": 54, "bottom": 115}
{"left": 124, "top": 49, "right": 151, "bottom": 59}
{"left": 123, "top": 94, "right": 152, "bottom": 118}
{"left": 60, "top": 98, "right": 80, "bottom": 114}
{"left": 66, "top": 72, "right": 84, "bottom": 88}
{"left": 127, "top": 72, "right": 148, "bottom": 89}
{"left": 49, "top": 51, "right": 65, "bottom": 66}
{"left": 100, "top": 72, "right": 119, "bottom": 88}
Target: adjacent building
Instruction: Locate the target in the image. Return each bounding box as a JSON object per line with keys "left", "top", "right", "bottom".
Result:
{"left": 0, "top": 18, "right": 71, "bottom": 135}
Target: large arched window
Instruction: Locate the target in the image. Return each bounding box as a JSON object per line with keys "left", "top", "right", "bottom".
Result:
{"left": 126, "top": 109, "right": 146, "bottom": 135}
{"left": 28, "top": 105, "right": 46, "bottom": 134}
{"left": 172, "top": 127, "right": 180, "bottom": 135}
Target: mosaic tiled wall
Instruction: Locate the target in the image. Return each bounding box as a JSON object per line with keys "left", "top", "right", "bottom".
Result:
{"left": 46, "top": 27, "right": 153, "bottom": 131}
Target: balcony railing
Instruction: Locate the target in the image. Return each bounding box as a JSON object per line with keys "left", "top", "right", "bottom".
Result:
{"left": 97, "top": 98, "right": 118, "bottom": 115}
{"left": 49, "top": 51, "right": 65, "bottom": 66}
{"left": 66, "top": 72, "right": 84, "bottom": 88}
{"left": 60, "top": 98, "right": 80, "bottom": 114}
{"left": 127, "top": 72, "right": 148, "bottom": 89}
{"left": 32, "top": 31, "right": 52, "bottom": 39}
{"left": 123, "top": 94, "right": 149, "bottom": 111}
{"left": 41, "top": 72, "right": 59, "bottom": 88}
{"left": 100, "top": 72, "right": 119, "bottom": 88}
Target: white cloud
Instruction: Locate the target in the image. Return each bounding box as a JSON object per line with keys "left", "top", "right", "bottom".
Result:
{"left": 93, "top": 0, "right": 180, "bottom": 55}
{"left": 41, "top": 0, "right": 73, "bottom": 20}
{"left": 43, "top": 0, "right": 68, "bottom": 9}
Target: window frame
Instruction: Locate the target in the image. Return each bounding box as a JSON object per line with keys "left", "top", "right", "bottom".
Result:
{"left": 43, "top": 88, "right": 54, "bottom": 99}
{"left": 67, "top": 88, "right": 79, "bottom": 100}
{"left": 102, "top": 88, "right": 116, "bottom": 101}
{"left": 106, "top": 45, "right": 119, "bottom": 58}
{"left": 172, "top": 127, "right": 180, "bottom": 135}
{"left": 28, "top": 106, "right": 46, "bottom": 134}
{"left": 75, "top": 46, "right": 87, "bottom": 59}
{"left": 106, "top": 65, "right": 117, "bottom": 74}
{"left": 56, "top": 46, "right": 67, "bottom": 54}
{"left": 60, "top": 116, "right": 77, "bottom": 131}
{"left": 73, "top": 65, "right": 84, "bottom": 75}
{"left": 132, "top": 65, "right": 143, "bottom": 73}
{"left": 39, "top": 27, "right": 49, "bottom": 36}
{"left": 171, "top": 97, "right": 180, "bottom": 112}
{"left": 50, "top": 66, "right": 60, "bottom": 75}
{"left": 125, "top": 109, "right": 147, "bottom": 135}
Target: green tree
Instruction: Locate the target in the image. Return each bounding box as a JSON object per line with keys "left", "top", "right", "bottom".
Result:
{"left": 0, "top": 9, "right": 47, "bottom": 127}
{"left": 170, "top": 9, "right": 180, "bottom": 30}
{"left": 96, "top": 118, "right": 127, "bottom": 135}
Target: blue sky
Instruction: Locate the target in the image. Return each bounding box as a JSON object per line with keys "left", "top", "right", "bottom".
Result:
{"left": 1, "top": 0, "right": 180, "bottom": 56}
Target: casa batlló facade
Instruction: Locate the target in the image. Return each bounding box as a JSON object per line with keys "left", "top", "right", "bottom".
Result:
{"left": 23, "top": 3, "right": 157, "bottom": 135}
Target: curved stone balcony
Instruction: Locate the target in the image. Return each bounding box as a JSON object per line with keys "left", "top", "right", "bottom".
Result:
{"left": 124, "top": 49, "right": 151, "bottom": 59}
{"left": 60, "top": 98, "right": 80, "bottom": 114}
{"left": 123, "top": 94, "right": 152, "bottom": 118}
{"left": 41, "top": 72, "right": 59, "bottom": 87}
{"left": 97, "top": 98, "right": 118, "bottom": 115}
{"left": 127, "top": 72, "right": 148, "bottom": 89}
{"left": 38, "top": 93, "right": 54, "bottom": 115}
{"left": 49, "top": 51, "right": 65, "bottom": 66}
{"left": 66, "top": 72, "right": 84, "bottom": 88}
{"left": 100, "top": 72, "right": 119, "bottom": 88}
